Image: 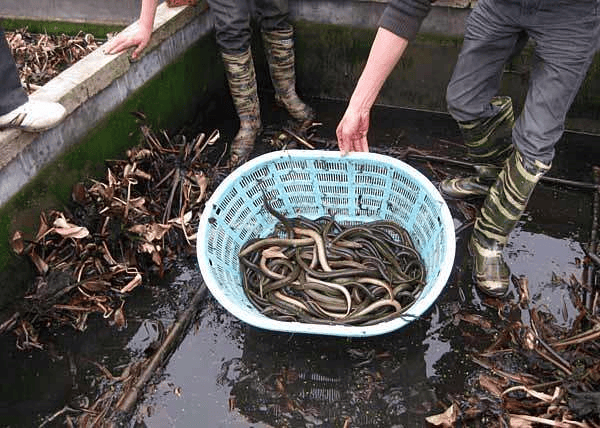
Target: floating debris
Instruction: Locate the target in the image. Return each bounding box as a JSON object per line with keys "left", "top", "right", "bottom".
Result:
{"left": 2, "top": 118, "right": 223, "bottom": 349}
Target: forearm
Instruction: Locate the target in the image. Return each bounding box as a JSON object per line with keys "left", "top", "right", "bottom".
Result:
{"left": 347, "top": 27, "right": 409, "bottom": 112}
{"left": 139, "top": 0, "right": 159, "bottom": 32}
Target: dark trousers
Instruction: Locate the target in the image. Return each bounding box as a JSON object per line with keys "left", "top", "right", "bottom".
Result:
{"left": 0, "top": 26, "right": 28, "bottom": 116}
{"left": 446, "top": 0, "right": 600, "bottom": 165}
{"left": 206, "top": 0, "right": 291, "bottom": 54}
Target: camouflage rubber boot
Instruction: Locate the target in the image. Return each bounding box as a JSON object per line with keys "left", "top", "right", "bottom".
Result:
{"left": 221, "top": 49, "right": 262, "bottom": 167}
{"left": 439, "top": 165, "right": 501, "bottom": 199}
{"left": 468, "top": 150, "right": 550, "bottom": 297}
{"left": 261, "top": 28, "right": 315, "bottom": 126}
{"left": 439, "top": 96, "right": 515, "bottom": 199}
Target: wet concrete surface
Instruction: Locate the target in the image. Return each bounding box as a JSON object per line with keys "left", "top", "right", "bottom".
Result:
{"left": 0, "top": 96, "right": 597, "bottom": 427}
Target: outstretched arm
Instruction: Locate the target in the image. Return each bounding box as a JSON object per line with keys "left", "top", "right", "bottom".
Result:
{"left": 336, "top": 27, "right": 409, "bottom": 153}
{"left": 104, "top": 0, "right": 159, "bottom": 59}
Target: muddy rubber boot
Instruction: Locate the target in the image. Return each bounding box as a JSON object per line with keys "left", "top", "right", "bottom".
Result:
{"left": 439, "top": 165, "right": 501, "bottom": 199}
{"left": 439, "top": 96, "right": 515, "bottom": 199}
{"left": 221, "top": 49, "right": 262, "bottom": 167}
{"left": 468, "top": 150, "right": 550, "bottom": 297}
{"left": 261, "top": 28, "right": 315, "bottom": 127}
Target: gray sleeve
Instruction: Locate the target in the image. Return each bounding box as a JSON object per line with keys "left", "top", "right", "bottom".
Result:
{"left": 377, "top": 0, "right": 433, "bottom": 41}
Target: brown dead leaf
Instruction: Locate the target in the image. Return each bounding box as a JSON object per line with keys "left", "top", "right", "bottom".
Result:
{"left": 80, "top": 280, "right": 112, "bottom": 293}
{"left": 113, "top": 302, "right": 126, "bottom": 328}
{"left": 478, "top": 373, "right": 507, "bottom": 398}
{"left": 30, "top": 248, "right": 49, "bottom": 274}
{"left": 426, "top": 403, "right": 460, "bottom": 427}
{"left": 128, "top": 223, "right": 170, "bottom": 242}
{"left": 35, "top": 212, "right": 50, "bottom": 241}
{"left": 168, "top": 211, "right": 193, "bottom": 227}
{"left": 71, "top": 182, "right": 88, "bottom": 205}
{"left": 107, "top": 168, "right": 118, "bottom": 187}
{"left": 53, "top": 214, "right": 90, "bottom": 239}
{"left": 151, "top": 250, "right": 162, "bottom": 267}
{"left": 139, "top": 242, "right": 157, "bottom": 254}
{"left": 453, "top": 312, "right": 493, "bottom": 330}
{"left": 509, "top": 414, "right": 557, "bottom": 427}
{"left": 191, "top": 172, "right": 208, "bottom": 203}
{"left": 11, "top": 230, "right": 25, "bottom": 255}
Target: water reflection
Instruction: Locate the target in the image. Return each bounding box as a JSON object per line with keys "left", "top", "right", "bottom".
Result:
{"left": 222, "top": 318, "right": 436, "bottom": 427}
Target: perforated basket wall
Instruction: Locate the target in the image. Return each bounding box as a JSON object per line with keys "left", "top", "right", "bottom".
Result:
{"left": 197, "top": 150, "right": 455, "bottom": 336}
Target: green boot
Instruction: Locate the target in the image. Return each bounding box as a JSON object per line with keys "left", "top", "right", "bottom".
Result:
{"left": 221, "top": 49, "right": 262, "bottom": 166}
{"left": 468, "top": 150, "right": 550, "bottom": 297}
{"left": 261, "top": 28, "right": 315, "bottom": 126}
{"left": 439, "top": 165, "right": 501, "bottom": 199}
{"left": 439, "top": 96, "right": 514, "bottom": 199}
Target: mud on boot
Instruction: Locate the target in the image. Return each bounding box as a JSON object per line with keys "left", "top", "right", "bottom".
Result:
{"left": 221, "top": 49, "right": 262, "bottom": 167}
{"left": 468, "top": 230, "right": 511, "bottom": 297}
{"left": 469, "top": 150, "right": 550, "bottom": 297}
{"left": 261, "top": 28, "right": 315, "bottom": 127}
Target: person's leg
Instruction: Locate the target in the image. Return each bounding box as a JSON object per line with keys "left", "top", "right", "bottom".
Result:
{"left": 0, "top": 26, "right": 28, "bottom": 116}
{"left": 208, "top": 0, "right": 252, "bottom": 54}
{"left": 208, "top": 0, "right": 261, "bottom": 166}
{"left": 470, "top": 0, "right": 600, "bottom": 296}
{"left": 254, "top": 0, "right": 314, "bottom": 125}
{"left": 252, "top": 0, "right": 290, "bottom": 32}
{"left": 441, "top": 0, "right": 524, "bottom": 199}
{"left": 512, "top": 0, "right": 600, "bottom": 166}
{"left": 0, "top": 26, "right": 66, "bottom": 131}
{"left": 446, "top": 0, "right": 524, "bottom": 123}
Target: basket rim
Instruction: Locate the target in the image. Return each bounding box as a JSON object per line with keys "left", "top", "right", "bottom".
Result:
{"left": 196, "top": 149, "right": 456, "bottom": 337}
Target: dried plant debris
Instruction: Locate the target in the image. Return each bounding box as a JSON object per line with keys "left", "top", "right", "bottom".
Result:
{"left": 431, "top": 272, "right": 600, "bottom": 428}
{"left": 2, "top": 119, "right": 223, "bottom": 350}
{"left": 6, "top": 27, "right": 102, "bottom": 92}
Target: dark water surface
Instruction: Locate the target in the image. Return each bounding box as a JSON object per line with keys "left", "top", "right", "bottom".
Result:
{"left": 0, "top": 97, "right": 596, "bottom": 428}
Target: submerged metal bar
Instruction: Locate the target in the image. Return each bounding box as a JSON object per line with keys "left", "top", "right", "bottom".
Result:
{"left": 406, "top": 153, "right": 600, "bottom": 191}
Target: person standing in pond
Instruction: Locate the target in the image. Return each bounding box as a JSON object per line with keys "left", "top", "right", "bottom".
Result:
{"left": 105, "top": 0, "right": 314, "bottom": 166}
{"left": 336, "top": 0, "right": 600, "bottom": 297}
{"left": 0, "top": 26, "right": 67, "bottom": 132}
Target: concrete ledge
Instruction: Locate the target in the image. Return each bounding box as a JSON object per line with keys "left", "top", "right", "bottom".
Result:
{"left": 0, "top": 2, "right": 212, "bottom": 208}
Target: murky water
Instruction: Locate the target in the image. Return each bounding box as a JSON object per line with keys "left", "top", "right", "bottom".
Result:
{"left": 0, "top": 96, "right": 596, "bottom": 428}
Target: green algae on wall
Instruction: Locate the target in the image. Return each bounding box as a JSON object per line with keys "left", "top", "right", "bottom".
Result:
{"left": 291, "top": 21, "right": 600, "bottom": 132}
{"left": 292, "top": 21, "right": 463, "bottom": 111}
{"left": 0, "top": 35, "right": 225, "bottom": 311}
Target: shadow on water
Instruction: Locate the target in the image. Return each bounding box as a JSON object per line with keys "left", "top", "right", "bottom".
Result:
{"left": 0, "top": 95, "right": 597, "bottom": 427}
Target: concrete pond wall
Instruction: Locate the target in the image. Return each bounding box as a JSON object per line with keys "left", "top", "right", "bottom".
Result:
{"left": 0, "top": 0, "right": 599, "bottom": 310}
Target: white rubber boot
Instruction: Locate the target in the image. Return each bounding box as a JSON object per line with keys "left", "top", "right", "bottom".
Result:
{"left": 0, "top": 100, "right": 67, "bottom": 132}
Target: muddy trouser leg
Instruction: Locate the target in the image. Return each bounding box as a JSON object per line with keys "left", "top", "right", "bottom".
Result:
{"left": 465, "top": 0, "right": 600, "bottom": 296}
{"left": 254, "top": 0, "right": 315, "bottom": 125}
{"left": 207, "top": 0, "right": 261, "bottom": 166}
{"left": 0, "top": 26, "right": 28, "bottom": 116}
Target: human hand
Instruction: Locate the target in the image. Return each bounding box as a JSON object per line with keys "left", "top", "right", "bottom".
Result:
{"left": 104, "top": 27, "right": 152, "bottom": 60}
{"left": 336, "top": 106, "right": 370, "bottom": 154}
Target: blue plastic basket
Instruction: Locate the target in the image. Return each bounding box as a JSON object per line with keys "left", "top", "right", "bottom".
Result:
{"left": 197, "top": 150, "right": 455, "bottom": 336}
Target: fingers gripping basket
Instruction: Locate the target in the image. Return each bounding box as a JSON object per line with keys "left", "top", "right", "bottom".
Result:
{"left": 197, "top": 150, "right": 455, "bottom": 337}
